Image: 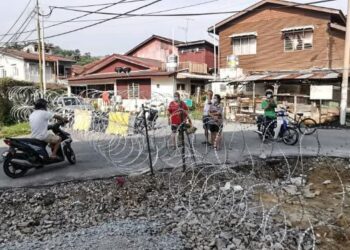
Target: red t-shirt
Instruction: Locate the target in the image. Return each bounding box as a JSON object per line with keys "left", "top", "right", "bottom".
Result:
{"left": 168, "top": 101, "right": 189, "bottom": 125}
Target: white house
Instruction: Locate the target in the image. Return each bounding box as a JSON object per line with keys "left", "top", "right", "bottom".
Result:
{"left": 0, "top": 46, "right": 75, "bottom": 84}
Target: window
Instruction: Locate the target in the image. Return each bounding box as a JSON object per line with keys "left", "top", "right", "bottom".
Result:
{"left": 283, "top": 30, "right": 313, "bottom": 52}
{"left": 0, "top": 67, "right": 6, "bottom": 78}
{"left": 177, "top": 84, "right": 185, "bottom": 91}
{"left": 128, "top": 83, "right": 139, "bottom": 99}
{"left": 232, "top": 36, "right": 257, "bottom": 55}
{"left": 11, "top": 64, "right": 18, "bottom": 76}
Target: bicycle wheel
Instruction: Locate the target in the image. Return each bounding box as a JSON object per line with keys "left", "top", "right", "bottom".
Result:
{"left": 282, "top": 127, "right": 299, "bottom": 146}
{"left": 299, "top": 118, "right": 317, "bottom": 135}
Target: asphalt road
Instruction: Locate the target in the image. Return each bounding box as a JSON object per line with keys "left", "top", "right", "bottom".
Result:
{"left": 1, "top": 124, "right": 350, "bottom": 189}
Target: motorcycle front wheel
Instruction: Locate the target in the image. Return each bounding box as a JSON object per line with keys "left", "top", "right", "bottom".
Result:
{"left": 282, "top": 127, "right": 299, "bottom": 146}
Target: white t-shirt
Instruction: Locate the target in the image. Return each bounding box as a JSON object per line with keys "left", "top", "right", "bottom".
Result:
{"left": 203, "top": 99, "right": 212, "bottom": 116}
{"left": 29, "top": 110, "right": 54, "bottom": 140}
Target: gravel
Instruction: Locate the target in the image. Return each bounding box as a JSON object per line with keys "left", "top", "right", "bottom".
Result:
{"left": 3, "top": 219, "right": 183, "bottom": 250}
{"left": 0, "top": 157, "right": 349, "bottom": 250}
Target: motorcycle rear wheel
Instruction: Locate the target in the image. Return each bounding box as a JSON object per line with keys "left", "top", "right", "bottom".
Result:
{"left": 64, "top": 146, "right": 76, "bottom": 165}
{"left": 3, "top": 157, "right": 28, "bottom": 178}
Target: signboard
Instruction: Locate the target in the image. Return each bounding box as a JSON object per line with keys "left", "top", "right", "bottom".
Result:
{"left": 310, "top": 85, "right": 333, "bottom": 100}
{"left": 227, "top": 55, "right": 239, "bottom": 69}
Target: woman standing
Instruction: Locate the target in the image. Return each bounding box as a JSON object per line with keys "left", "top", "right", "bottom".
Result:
{"left": 208, "top": 94, "right": 223, "bottom": 150}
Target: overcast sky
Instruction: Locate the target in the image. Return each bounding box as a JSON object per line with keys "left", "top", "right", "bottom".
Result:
{"left": 0, "top": 0, "right": 346, "bottom": 56}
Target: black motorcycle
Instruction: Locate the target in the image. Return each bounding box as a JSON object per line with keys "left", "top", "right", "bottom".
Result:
{"left": 2, "top": 120, "right": 76, "bottom": 178}
{"left": 133, "top": 106, "right": 159, "bottom": 134}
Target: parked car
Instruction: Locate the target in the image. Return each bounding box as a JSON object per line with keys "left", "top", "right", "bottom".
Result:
{"left": 55, "top": 97, "right": 93, "bottom": 110}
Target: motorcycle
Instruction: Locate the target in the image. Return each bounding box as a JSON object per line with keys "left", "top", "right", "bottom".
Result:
{"left": 256, "top": 108, "right": 299, "bottom": 146}
{"left": 2, "top": 120, "right": 76, "bottom": 178}
{"left": 133, "top": 106, "right": 159, "bottom": 134}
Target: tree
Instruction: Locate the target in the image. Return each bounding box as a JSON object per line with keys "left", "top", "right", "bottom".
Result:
{"left": 52, "top": 46, "right": 98, "bottom": 66}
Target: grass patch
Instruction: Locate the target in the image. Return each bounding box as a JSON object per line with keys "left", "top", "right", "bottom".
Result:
{"left": 0, "top": 122, "right": 30, "bottom": 139}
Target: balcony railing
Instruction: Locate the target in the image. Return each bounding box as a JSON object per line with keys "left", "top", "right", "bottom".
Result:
{"left": 161, "top": 62, "right": 208, "bottom": 74}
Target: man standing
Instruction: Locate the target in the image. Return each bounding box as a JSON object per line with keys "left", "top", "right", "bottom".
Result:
{"left": 261, "top": 89, "right": 277, "bottom": 135}
{"left": 202, "top": 90, "right": 213, "bottom": 145}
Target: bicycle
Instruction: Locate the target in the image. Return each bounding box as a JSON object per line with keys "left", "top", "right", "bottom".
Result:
{"left": 288, "top": 112, "right": 317, "bottom": 135}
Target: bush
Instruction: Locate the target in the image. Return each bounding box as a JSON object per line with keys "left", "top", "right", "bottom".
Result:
{"left": 0, "top": 78, "right": 33, "bottom": 125}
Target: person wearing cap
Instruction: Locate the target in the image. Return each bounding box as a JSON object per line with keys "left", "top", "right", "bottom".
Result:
{"left": 29, "top": 99, "right": 67, "bottom": 159}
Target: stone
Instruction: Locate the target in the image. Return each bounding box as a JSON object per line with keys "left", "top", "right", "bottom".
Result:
{"left": 220, "top": 182, "right": 231, "bottom": 192}
{"left": 34, "top": 206, "right": 42, "bottom": 214}
{"left": 215, "top": 238, "right": 228, "bottom": 250}
{"left": 233, "top": 185, "right": 243, "bottom": 192}
{"left": 282, "top": 185, "right": 299, "bottom": 196}
{"left": 322, "top": 180, "right": 332, "bottom": 185}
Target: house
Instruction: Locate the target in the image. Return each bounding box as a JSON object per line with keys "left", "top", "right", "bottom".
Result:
{"left": 208, "top": 0, "right": 346, "bottom": 121}
{"left": 125, "top": 35, "right": 216, "bottom": 94}
{"left": 177, "top": 40, "right": 217, "bottom": 71}
{"left": 125, "top": 34, "right": 182, "bottom": 62}
{"left": 68, "top": 54, "right": 177, "bottom": 111}
{"left": 68, "top": 35, "right": 216, "bottom": 108}
{"left": 0, "top": 44, "right": 75, "bottom": 85}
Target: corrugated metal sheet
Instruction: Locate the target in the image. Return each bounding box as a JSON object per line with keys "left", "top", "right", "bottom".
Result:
{"left": 281, "top": 25, "right": 314, "bottom": 32}
{"left": 229, "top": 70, "right": 341, "bottom": 83}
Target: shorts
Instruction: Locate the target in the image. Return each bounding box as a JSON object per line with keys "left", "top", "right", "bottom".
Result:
{"left": 171, "top": 125, "right": 179, "bottom": 133}
{"left": 209, "top": 124, "right": 223, "bottom": 133}
{"left": 44, "top": 132, "right": 60, "bottom": 144}
{"left": 202, "top": 116, "right": 210, "bottom": 129}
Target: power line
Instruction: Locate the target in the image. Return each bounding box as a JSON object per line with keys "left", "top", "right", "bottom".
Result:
{"left": 48, "top": 0, "right": 335, "bottom": 17}
{"left": 57, "top": 0, "right": 149, "bottom": 8}
{"left": 0, "top": 0, "right": 136, "bottom": 37}
{"left": 36, "top": 0, "right": 162, "bottom": 42}
{"left": 0, "top": 9, "right": 36, "bottom": 48}
{"left": 0, "top": 0, "right": 33, "bottom": 43}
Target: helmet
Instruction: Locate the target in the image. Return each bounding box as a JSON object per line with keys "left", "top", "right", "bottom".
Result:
{"left": 34, "top": 99, "right": 48, "bottom": 110}
{"left": 265, "top": 89, "right": 273, "bottom": 96}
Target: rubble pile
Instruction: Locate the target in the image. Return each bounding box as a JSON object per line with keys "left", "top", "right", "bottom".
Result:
{"left": 0, "top": 157, "right": 349, "bottom": 250}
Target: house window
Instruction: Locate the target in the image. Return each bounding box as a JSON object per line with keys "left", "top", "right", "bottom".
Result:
{"left": 232, "top": 36, "right": 257, "bottom": 56}
{"left": 128, "top": 83, "right": 139, "bottom": 99}
{"left": 177, "top": 84, "right": 185, "bottom": 91}
{"left": 0, "top": 67, "right": 6, "bottom": 78}
{"left": 283, "top": 30, "right": 313, "bottom": 52}
{"left": 11, "top": 64, "right": 18, "bottom": 76}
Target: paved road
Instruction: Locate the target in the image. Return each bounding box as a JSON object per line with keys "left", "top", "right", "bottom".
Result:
{"left": 1, "top": 123, "right": 350, "bottom": 189}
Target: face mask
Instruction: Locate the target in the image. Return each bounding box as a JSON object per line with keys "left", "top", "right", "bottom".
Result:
{"left": 213, "top": 98, "right": 218, "bottom": 104}
{"left": 174, "top": 96, "right": 179, "bottom": 102}
{"left": 266, "top": 94, "right": 272, "bottom": 99}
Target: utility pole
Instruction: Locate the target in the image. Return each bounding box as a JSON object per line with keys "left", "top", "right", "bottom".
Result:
{"left": 41, "top": 14, "right": 46, "bottom": 95}
{"left": 340, "top": 0, "right": 350, "bottom": 125}
{"left": 36, "top": 0, "right": 43, "bottom": 90}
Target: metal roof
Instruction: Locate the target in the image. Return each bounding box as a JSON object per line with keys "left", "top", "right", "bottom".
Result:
{"left": 227, "top": 70, "right": 341, "bottom": 84}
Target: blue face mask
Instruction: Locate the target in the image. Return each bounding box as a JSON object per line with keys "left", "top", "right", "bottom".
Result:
{"left": 174, "top": 96, "right": 179, "bottom": 102}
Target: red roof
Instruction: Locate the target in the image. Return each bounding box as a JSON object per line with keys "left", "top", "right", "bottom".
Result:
{"left": 125, "top": 34, "right": 183, "bottom": 56}
{"left": 81, "top": 54, "right": 163, "bottom": 75}
{"left": 68, "top": 70, "right": 175, "bottom": 84}
{"left": 0, "top": 49, "right": 75, "bottom": 62}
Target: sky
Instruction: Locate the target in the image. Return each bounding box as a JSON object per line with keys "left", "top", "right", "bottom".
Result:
{"left": 0, "top": 0, "right": 347, "bottom": 56}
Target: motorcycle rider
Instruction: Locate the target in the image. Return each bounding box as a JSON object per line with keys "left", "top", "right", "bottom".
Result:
{"left": 29, "top": 99, "right": 67, "bottom": 159}
{"left": 260, "top": 89, "right": 278, "bottom": 136}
